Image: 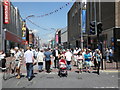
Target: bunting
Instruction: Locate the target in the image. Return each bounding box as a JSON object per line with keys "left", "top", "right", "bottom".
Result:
{"left": 27, "top": 18, "right": 56, "bottom": 31}
{"left": 26, "top": 1, "right": 75, "bottom": 31}
{"left": 36, "top": 2, "right": 70, "bottom": 18}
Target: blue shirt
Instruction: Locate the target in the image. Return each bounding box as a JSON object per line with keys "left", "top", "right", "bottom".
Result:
{"left": 84, "top": 53, "right": 91, "bottom": 61}
{"left": 44, "top": 51, "right": 52, "bottom": 61}
{"left": 96, "top": 54, "right": 101, "bottom": 62}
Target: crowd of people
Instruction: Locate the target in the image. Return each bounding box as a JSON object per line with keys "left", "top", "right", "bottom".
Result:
{"left": 0, "top": 46, "right": 114, "bottom": 81}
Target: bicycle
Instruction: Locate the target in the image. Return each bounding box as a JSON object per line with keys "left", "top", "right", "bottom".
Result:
{"left": 2, "top": 60, "right": 17, "bottom": 80}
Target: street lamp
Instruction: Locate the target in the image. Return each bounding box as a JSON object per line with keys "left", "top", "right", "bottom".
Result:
{"left": 80, "top": 3, "right": 83, "bottom": 50}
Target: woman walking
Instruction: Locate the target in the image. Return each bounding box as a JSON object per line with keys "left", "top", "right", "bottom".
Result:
{"left": 77, "top": 51, "right": 84, "bottom": 73}
{"left": 96, "top": 49, "right": 102, "bottom": 75}
{"left": 37, "top": 49, "right": 45, "bottom": 72}
{"left": 84, "top": 49, "right": 92, "bottom": 73}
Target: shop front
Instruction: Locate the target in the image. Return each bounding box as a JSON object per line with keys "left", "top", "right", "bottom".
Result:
{"left": 5, "top": 30, "right": 22, "bottom": 56}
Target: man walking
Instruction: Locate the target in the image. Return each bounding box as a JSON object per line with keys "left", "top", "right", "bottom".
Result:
{"left": 65, "top": 49, "right": 73, "bottom": 70}
{"left": 24, "top": 47, "right": 34, "bottom": 81}
{"left": 52, "top": 47, "right": 60, "bottom": 68}
{"left": 44, "top": 48, "right": 52, "bottom": 73}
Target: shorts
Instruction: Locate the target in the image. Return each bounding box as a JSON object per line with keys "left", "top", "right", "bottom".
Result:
{"left": 77, "top": 60, "right": 83, "bottom": 69}
{"left": 0, "top": 59, "right": 6, "bottom": 68}
{"left": 84, "top": 61, "right": 91, "bottom": 67}
{"left": 15, "top": 60, "right": 21, "bottom": 68}
{"left": 11, "top": 53, "right": 14, "bottom": 57}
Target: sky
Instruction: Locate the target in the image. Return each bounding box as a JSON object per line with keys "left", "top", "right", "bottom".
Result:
{"left": 12, "top": 2, "right": 74, "bottom": 43}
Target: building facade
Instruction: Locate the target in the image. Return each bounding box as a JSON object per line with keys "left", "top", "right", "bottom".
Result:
{"left": 29, "top": 30, "right": 35, "bottom": 47}
{"left": 68, "top": 2, "right": 81, "bottom": 48}
{"left": 3, "top": 3, "right": 23, "bottom": 53}
{"left": 0, "top": 1, "right": 3, "bottom": 50}
{"left": 0, "top": 1, "right": 27, "bottom": 54}
{"left": 61, "top": 27, "right": 68, "bottom": 49}
{"left": 86, "top": 2, "right": 120, "bottom": 51}
{"left": 68, "top": 1, "right": 120, "bottom": 50}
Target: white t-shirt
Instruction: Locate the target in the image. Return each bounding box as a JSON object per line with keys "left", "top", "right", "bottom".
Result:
{"left": 0, "top": 54, "right": 5, "bottom": 60}
{"left": 73, "top": 50, "right": 77, "bottom": 54}
{"left": 55, "top": 50, "right": 58, "bottom": 57}
{"left": 14, "top": 51, "right": 21, "bottom": 60}
{"left": 37, "top": 51, "right": 44, "bottom": 62}
{"left": 24, "top": 50, "right": 33, "bottom": 63}
{"left": 77, "top": 55, "right": 84, "bottom": 61}
{"left": 65, "top": 51, "right": 72, "bottom": 61}
{"left": 10, "top": 49, "right": 15, "bottom": 54}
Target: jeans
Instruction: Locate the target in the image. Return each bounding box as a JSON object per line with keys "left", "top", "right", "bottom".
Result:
{"left": 45, "top": 60, "right": 51, "bottom": 72}
{"left": 54, "top": 57, "right": 59, "bottom": 68}
{"left": 26, "top": 63, "right": 33, "bottom": 78}
{"left": 67, "top": 61, "right": 71, "bottom": 70}
{"left": 38, "top": 62, "right": 43, "bottom": 71}
{"left": 1, "top": 59, "right": 6, "bottom": 68}
{"left": 97, "top": 61, "right": 100, "bottom": 75}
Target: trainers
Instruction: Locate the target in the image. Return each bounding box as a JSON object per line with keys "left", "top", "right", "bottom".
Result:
{"left": 88, "top": 71, "right": 91, "bottom": 73}
{"left": 28, "top": 77, "right": 31, "bottom": 81}
{"left": 16, "top": 75, "right": 20, "bottom": 79}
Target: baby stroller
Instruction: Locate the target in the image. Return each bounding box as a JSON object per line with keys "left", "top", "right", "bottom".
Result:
{"left": 58, "top": 58, "right": 68, "bottom": 77}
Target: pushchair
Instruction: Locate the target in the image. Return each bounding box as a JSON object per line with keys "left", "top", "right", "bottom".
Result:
{"left": 58, "top": 58, "right": 68, "bottom": 77}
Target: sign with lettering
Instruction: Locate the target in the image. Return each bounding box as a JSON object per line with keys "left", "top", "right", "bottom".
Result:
{"left": 4, "top": 0, "right": 10, "bottom": 24}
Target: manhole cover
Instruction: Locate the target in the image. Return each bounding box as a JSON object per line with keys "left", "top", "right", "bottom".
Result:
{"left": 47, "top": 77, "right": 54, "bottom": 79}
{"left": 77, "top": 77, "right": 82, "bottom": 79}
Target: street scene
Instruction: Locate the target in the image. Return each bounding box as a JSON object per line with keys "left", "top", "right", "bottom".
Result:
{"left": 1, "top": 63, "right": 119, "bottom": 88}
{"left": 0, "top": 0, "right": 120, "bottom": 89}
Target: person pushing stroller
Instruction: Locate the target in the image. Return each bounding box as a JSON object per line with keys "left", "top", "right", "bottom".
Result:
{"left": 58, "top": 55, "right": 68, "bottom": 77}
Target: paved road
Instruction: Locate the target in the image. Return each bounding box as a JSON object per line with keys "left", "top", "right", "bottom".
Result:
{"left": 1, "top": 65, "right": 119, "bottom": 88}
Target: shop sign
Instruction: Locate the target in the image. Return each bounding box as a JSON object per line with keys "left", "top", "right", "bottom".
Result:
{"left": 22, "top": 36, "right": 26, "bottom": 40}
{"left": 22, "top": 21, "right": 26, "bottom": 40}
{"left": 4, "top": 0, "right": 10, "bottom": 24}
{"left": 117, "top": 39, "right": 120, "bottom": 42}
{"left": 56, "top": 34, "right": 58, "bottom": 44}
{"left": 22, "top": 41, "right": 28, "bottom": 45}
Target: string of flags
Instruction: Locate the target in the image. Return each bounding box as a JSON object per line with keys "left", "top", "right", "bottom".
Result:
{"left": 36, "top": 2, "right": 70, "bottom": 18}
{"left": 27, "top": 18, "right": 55, "bottom": 31}
{"left": 27, "top": 0, "right": 76, "bottom": 19}
{"left": 27, "top": 1, "right": 76, "bottom": 31}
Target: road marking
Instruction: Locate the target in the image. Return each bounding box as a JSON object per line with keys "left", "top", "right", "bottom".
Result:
{"left": 16, "top": 80, "right": 21, "bottom": 86}
{"left": 94, "top": 87, "right": 119, "bottom": 88}
{"left": 102, "top": 70, "right": 119, "bottom": 73}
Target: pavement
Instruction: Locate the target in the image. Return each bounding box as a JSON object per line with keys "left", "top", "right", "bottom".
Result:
{"left": 1, "top": 64, "right": 119, "bottom": 88}
{"left": 0, "top": 57, "right": 119, "bottom": 89}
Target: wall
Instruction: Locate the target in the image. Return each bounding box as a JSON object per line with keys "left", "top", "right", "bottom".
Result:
{"left": 68, "top": 2, "right": 81, "bottom": 48}
{"left": 0, "top": 1, "right": 2, "bottom": 50}
{"left": 115, "top": 1, "right": 120, "bottom": 27}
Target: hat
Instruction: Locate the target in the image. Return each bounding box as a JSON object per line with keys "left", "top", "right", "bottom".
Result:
{"left": 15, "top": 47, "right": 18, "bottom": 50}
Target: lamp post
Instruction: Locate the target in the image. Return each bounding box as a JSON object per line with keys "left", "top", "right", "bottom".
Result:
{"left": 80, "top": 2, "right": 83, "bottom": 50}
{"left": 0, "top": 1, "right": 3, "bottom": 50}
{"left": 80, "top": 1, "right": 86, "bottom": 50}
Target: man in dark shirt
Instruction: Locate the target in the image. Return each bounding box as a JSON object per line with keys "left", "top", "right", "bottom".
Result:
{"left": 52, "top": 47, "right": 60, "bottom": 68}
{"left": 44, "top": 48, "right": 52, "bottom": 73}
